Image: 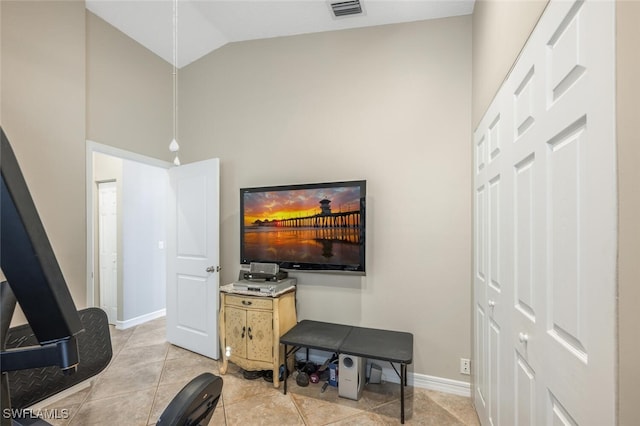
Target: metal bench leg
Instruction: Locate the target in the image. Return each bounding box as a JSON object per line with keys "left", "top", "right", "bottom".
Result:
{"left": 283, "top": 344, "right": 288, "bottom": 395}
{"left": 401, "top": 363, "right": 406, "bottom": 424}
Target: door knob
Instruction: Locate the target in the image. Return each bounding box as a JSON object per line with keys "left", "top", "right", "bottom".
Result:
{"left": 519, "top": 332, "right": 529, "bottom": 343}
{"left": 488, "top": 300, "right": 496, "bottom": 307}
{"left": 206, "top": 266, "right": 219, "bottom": 273}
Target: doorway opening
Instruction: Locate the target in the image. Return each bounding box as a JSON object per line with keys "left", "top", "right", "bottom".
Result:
{"left": 86, "top": 141, "right": 171, "bottom": 329}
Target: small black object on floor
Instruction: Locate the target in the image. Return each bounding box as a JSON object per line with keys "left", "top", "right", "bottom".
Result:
{"left": 241, "top": 366, "right": 288, "bottom": 383}
{"left": 241, "top": 369, "right": 264, "bottom": 380}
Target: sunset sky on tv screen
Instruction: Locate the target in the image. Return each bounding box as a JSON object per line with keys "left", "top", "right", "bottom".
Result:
{"left": 243, "top": 186, "right": 361, "bottom": 226}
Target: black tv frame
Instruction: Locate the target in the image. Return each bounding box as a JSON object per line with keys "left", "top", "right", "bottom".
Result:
{"left": 240, "top": 180, "right": 366, "bottom": 275}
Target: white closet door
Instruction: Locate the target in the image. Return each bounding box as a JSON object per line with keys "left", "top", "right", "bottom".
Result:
{"left": 98, "top": 181, "right": 118, "bottom": 325}
{"left": 473, "top": 1, "right": 616, "bottom": 425}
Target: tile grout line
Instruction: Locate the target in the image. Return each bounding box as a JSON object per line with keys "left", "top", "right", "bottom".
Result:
{"left": 66, "top": 325, "right": 136, "bottom": 425}
{"left": 286, "top": 390, "right": 309, "bottom": 425}
{"left": 145, "top": 344, "right": 172, "bottom": 425}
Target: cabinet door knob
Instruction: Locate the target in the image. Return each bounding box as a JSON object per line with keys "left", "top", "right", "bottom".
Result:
{"left": 247, "top": 327, "right": 253, "bottom": 340}
{"left": 519, "top": 332, "right": 529, "bottom": 343}
{"left": 242, "top": 300, "right": 252, "bottom": 306}
{"left": 241, "top": 326, "right": 245, "bottom": 339}
{"left": 488, "top": 300, "right": 496, "bottom": 307}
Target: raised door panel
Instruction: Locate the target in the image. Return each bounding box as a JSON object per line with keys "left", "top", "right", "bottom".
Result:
{"left": 476, "top": 184, "right": 487, "bottom": 286}
{"left": 514, "top": 67, "right": 536, "bottom": 139}
{"left": 225, "top": 306, "right": 247, "bottom": 359}
{"left": 475, "top": 304, "right": 487, "bottom": 416}
{"left": 545, "top": 118, "right": 587, "bottom": 361}
{"left": 488, "top": 320, "right": 501, "bottom": 426}
{"left": 513, "top": 153, "right": 537, "bottom": 324}
{"left": 515, "top": 354, "right": 536, "bottom": 426}
{"left": 488, "top": 174, "right": 502, "bottom": 295}
{"left": 247, "top": 310, "right": 273, "bottom": 363}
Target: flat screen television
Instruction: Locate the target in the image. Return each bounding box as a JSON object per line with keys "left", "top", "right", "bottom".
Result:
{"left": 240, "top": 180, "right": 366, "bottom": 274}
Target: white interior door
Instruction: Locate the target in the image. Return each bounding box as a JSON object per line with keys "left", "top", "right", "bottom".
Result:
{"left": 474, "top": 1, "right": 616, "bottom": 425}
{"left": 167, "top": 158, "right": 220, "bottom": 359}
{"left": 98, "top": 181, "right": 118, "bottom": 325}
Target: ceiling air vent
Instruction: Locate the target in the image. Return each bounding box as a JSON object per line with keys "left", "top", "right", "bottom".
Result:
{"left": 330, "top": 0, "right": 363, "bottom": 17}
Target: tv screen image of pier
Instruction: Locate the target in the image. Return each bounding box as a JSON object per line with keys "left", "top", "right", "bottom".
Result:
{"left": 242, "top": 184, "right": 363, "bottom": 266}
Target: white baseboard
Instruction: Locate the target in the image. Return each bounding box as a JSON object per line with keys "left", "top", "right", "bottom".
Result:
{"left": 295, "top": 350, "right": 471, "bottom": 398}
{"left": 410, "top": 371, "right": 471, "bottom": 397}
{"left": 115, "top": 309, "right": 165, "bottom": 330}
{"left": 364, "top": 364, "right": 471, "bottom": 397}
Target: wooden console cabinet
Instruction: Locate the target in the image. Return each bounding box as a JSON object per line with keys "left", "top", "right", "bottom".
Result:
{"left": 218, "top": 287, "right": 296, "bottom": 388}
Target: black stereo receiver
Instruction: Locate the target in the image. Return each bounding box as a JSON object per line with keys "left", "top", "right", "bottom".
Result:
{"left": 238, "top": 270, "right": 288, "bottom": 282}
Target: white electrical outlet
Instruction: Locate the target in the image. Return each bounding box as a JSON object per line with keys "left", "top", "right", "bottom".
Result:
{"left": 460, "top": 358, "right": 471, "bottom": 375}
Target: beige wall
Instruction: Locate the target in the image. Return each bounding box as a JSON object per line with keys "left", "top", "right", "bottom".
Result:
{"left": 471, "top": 0, "right": 548, "bottom": 128}
{"left": 179, "top": 17, "right": 473, "bottom": 380}
{"left": 616, "top": 1, "right": 640, "bottom": 423}
{"left": 86, "top": 12, "right": 173, "bottom": 161}
{"left": 1, "top": 5, "right": 173, "bottom": 322}
{"left": 1, "top": 1, "right": 87, "bottom": 318}
{"left": 86, "top": 11, "right": 175, "bottom": 319}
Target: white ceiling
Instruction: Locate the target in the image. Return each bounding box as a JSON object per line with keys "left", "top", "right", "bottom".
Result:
{"left": 86, "top": 0, "right": 475, "bottom": 68}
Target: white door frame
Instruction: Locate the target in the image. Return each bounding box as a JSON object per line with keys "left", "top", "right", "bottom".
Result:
{"left": 85, "top": 141, "right": 172, "bottom": 309}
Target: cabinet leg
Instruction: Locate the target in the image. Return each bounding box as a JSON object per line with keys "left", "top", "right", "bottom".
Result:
{"left": 218, "top": 340, "right": 229, "bottom": 374}
{"left": 272, "top": 366, "right": 280, "bottom": 388}
{"left": 219, "top": 304, "right": 227, "bottom": 375}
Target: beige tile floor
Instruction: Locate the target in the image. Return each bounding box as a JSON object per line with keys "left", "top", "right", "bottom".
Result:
{"left": 40, "top": 317, "right": 479, "bottom": 425}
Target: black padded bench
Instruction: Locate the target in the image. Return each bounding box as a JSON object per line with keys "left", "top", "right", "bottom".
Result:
{"left": 280, "top": 320, "right": 413, "bottom": 423}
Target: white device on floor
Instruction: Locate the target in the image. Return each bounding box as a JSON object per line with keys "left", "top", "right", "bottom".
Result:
{"left": 338, "top": 354, "right": 366, "bottom": 400}
{"left": 369, "top": 363, "right": 382, "bottom": 384}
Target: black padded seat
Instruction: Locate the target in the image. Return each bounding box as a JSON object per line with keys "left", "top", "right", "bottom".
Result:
{"left": 156, "top": 372, "right": 223, "bottom": 426}
{"left": 5, "top": 307, "right": 113, "bottom": 409}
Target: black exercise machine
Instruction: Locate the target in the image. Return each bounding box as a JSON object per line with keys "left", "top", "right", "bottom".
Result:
{"left": 1, "top": 128, "right": 222, "bottom": 425}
